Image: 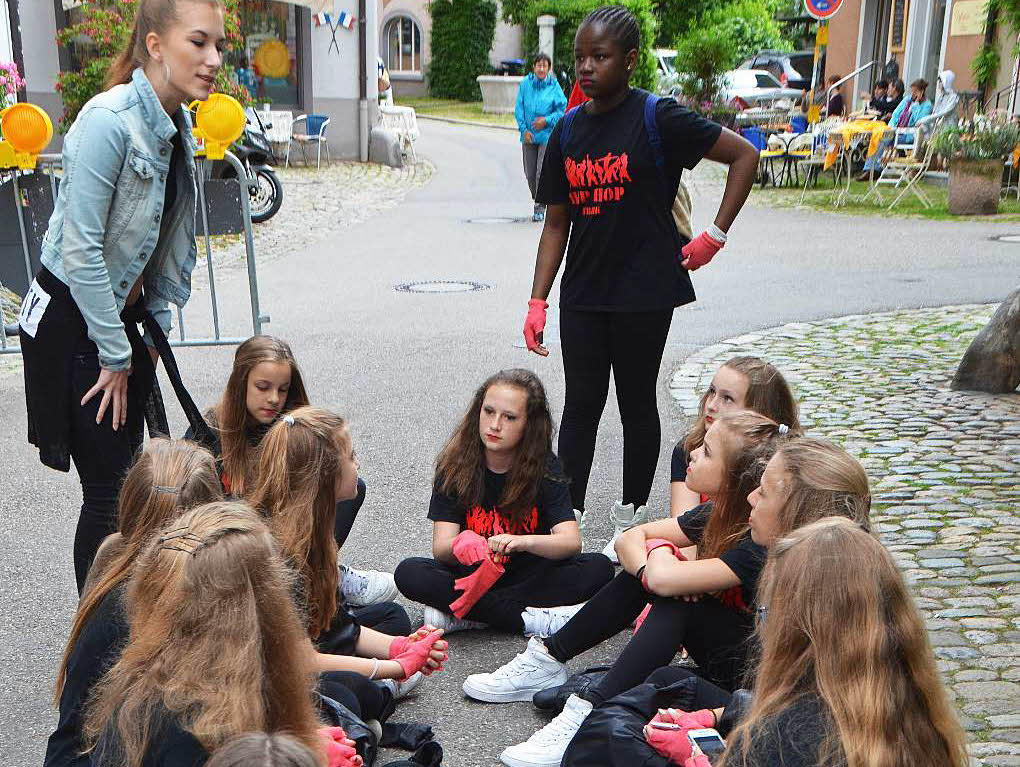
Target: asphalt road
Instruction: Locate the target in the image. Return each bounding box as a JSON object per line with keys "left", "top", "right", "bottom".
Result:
{"left": 1, "top": 118, "right": 1017, "bottom": 766}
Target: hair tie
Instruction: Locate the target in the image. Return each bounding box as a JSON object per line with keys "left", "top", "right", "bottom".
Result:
{"left": 153, "top": 484, "right": 181, "bottom": 495}
{"left": 282, "top": 414, "right": 295, "bottom": 426}
{"left": 778, "top": 424, "right": 789, "bottom": 435}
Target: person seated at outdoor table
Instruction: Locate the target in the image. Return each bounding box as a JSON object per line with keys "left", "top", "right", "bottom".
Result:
{"left": 857, "top": 78, "right": 931, "bottom": 179}
{"left": 881, "top": 78, "right": 904, "bottom": 121}
{"left": 917, "top": 70, "right": 959, "bottom": 133}
{"left": 823, "top": 74, "right": 846, "bottom": 118}
{"left": 859, "top": 78, "right": 888, "bottom": 114}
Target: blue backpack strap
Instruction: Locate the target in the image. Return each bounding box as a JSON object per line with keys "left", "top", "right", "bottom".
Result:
{"left": 643, "top": 90, "right": 667, "bottom": 186}
{"left": 559, "top": 104, "right": 582, "bottom": 153}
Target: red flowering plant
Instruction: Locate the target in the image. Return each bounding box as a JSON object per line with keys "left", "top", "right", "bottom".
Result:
{"left": 55, "top": 0, "right": 248, "bottom": 133}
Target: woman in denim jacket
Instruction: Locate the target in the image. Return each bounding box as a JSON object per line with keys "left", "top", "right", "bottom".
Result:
{"left": 18, "top": 0, "right": 227, "bottom": 594}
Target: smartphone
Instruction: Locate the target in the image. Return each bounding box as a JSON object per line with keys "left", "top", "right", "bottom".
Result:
{"left": 686, "top": 728, "right": 726, "bottom": 758}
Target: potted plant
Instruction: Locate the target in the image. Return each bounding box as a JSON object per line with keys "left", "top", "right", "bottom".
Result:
{"left": 931, "top": 113, "right": 1020, "bottom": 215}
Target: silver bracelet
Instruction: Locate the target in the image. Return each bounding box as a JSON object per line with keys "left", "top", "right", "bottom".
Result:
{"left": 707, "top": 223, "right": 728, "bottom": 244}
{"left": 368, "top": 657, "right": 380, "bottom": 680}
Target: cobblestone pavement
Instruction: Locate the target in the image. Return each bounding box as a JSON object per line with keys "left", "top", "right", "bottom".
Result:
{"left": 669, "top": 303, "right": 1020, "bottom": 766}
{"left": 196, "top": 159, "right": 434, "bottom": 277}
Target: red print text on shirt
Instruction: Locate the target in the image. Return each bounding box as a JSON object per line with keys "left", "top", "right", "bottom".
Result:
{"left": 465, "top": 505, "right": 539, "bottom": 537}
{"left": 565, "top": 152, "right": 631, "bottom": 217}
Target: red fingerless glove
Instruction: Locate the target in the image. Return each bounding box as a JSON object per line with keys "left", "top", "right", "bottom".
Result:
{"left": 451, "top": 530, "right": 489, "bottom": 566}
{"left": 523, "top": 299, "right": 548, "bottom": 351}
{"left": 389, "top": 635, "right": 409, "bottom": 659}
{"left": 633, "top": 603, "right": 652, "bottom": 635}
{"left": 685, "top": 756, "right": 713, "bottom": 767}
{"left": 392, "top": 628, "right": 445, "bottom": 679}
{"left": 651, "top": 709, "right": 716, "bottom": 729}
{"left": 449, "top": 556, "right": 505, "bottom": 618}
{"left": 319, "top": 727, "right": 361, "bottom": 767}
{"left": 645, "top": 710, "right": 716, "bottom": 764}
{"left": 646, "top": 538, "right": 679, "bottom": 557}
{"left": 680, "top": 231, "right": 724, "bottom": 271}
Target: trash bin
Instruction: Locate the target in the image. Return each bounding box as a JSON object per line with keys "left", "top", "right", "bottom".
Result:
{"left": 499, "top": 59, "right": 526, "bottom": 76}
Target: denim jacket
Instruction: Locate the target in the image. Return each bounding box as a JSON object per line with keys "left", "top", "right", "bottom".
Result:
{"left": 40, "top": 68, "right": 198, "bottom": 370}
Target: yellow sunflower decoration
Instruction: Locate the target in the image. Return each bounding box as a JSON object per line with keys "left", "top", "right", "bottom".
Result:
{"left": 255, "top": 39, "right": 291, "bottom": 79}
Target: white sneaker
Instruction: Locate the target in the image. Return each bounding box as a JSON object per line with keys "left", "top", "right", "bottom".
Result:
{"left": 423, "top": 605, "right": 487, "bottom": 634}
{"left": 601, "top": 502, "right": 649, "bottom": 564}
{"left": 340, "top": 564, "right": 399, "bottom": 607}
{"left": 499, "top": 693, "right": 593, "bottom": 767}
{"left": 521, "top": 603, "right": 585, "bottom": 638}
{"left": 381, "top": 671, "right": 423, "bottom": 700}
{"left": 463, "top": 636, "right": 568, "bottom": 703}
{"left": 574, "top": 509, "right": 593, "bottom": 535}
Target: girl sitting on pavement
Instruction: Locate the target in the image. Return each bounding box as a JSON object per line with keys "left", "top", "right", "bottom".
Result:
{"left": 192, "top": 335, "right": 396, "bottom": 608}
{"left": 83, "top": 502, "right": 327, "bottom": 767}
{"left": 559, "top": 438, "right": 877, "bottom": 766}
{"left": 247, "top": 407, "right": 448, "bottom": 722}
{"left": 394, "top": 369, "right": 615, "bottom": 636}
{"left": 463, "top": 412, "right": 788, "bottom": 767}
{"left": 669, "top": 357, "right": 800, "bottom": 520}
{"left": 636, "top": 517, "right": 965, "bottom": 767}
{"left": 45, "top": 439, "right": 223, "bottom": 767}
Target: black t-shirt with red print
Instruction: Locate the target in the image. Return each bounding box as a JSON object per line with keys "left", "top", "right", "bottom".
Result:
{"left": 428, "top": 454, "right": 574, "bottom": 581}
{"left": 677, "top": 502, "right": 765, "bottom": 612}
{"left": 536, "top": 88, "right": 722, "bottom": 312}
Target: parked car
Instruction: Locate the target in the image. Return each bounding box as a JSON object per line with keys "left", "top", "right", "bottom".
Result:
{"left": 738, "top": 50, "right": 816, "bottom": 91}
{"left": 721, "top": 69, "right": 802, "bottom": 108}
{"left": 653, "top": 48, "right": 680, "bottom": 94}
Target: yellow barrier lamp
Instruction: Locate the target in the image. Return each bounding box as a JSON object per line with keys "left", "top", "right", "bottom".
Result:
{"left": 190, "top": 93, "right": 245, "bottom": 160}
{"left": 0, "top": 103, "right": 54, "bottom": 170}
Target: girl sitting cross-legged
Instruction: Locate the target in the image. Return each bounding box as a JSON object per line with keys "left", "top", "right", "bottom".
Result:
{"left": 464, "top": 412, "right": 789, "bottom": 767}
{"left": 395, "top": 369, "right": 615, "bottom": 637}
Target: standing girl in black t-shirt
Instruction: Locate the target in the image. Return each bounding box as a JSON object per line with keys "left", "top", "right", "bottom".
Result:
{"left": 670, "top": 357, "right": 800, "bottom": 520}
{"left": 46, "top": 439, "right": 223, "bottom": 767}
{"left": 84, "top": 502, "right": 326, "bottom": 767}
{"left": 395, "top": 369, "right": 615, "bottom": 636}
{"left": 191, "top": 335, "right": 394, "bottom": 608}
{"left": 521, "top": 5, "right": 760, "bottom": 560}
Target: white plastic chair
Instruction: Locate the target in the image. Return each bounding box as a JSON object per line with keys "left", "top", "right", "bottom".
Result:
{"left": 378, "top": 105, "right": 420, "bottom": 162}
{"left": 286, "top": 114, "right": 331, "bottom": 169}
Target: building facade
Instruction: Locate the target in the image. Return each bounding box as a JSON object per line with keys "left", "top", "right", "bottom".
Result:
{"left": 826, "top": 0, "right": 1020, "bottom": 112}
{"left": 11, "top": 0, "right": 381, "bottom": 158}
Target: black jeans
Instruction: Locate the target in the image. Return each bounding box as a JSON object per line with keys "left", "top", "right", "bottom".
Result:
{"left": 352, "top": 601, "right": 412, "bottom": 638}
{"left": 558, "top": 309, "right": 674, "bottom": 511}
{"left": 544, "top": 569, "right": 754, "bottom": 702}
{"left": 319, "top": 670, "right": 393, "bottom": 723}
{"left": 335, "top": 476, "right": 367, "bottom": 548}
{"left": 394, "top": 554, "right": 615, "bottom": 633}
{"left": 644, "top": 666, "right": 733, "bottom": 710}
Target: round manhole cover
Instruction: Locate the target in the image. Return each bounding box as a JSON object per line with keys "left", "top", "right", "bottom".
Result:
{"left": 992, "top": 234, "right": 1020, "bottom": 243}
{"left": 466, "top": 216, "right": 532, "bottom": 224}
{"left": 394, "top": 280, "right": 491, "bottom": 293}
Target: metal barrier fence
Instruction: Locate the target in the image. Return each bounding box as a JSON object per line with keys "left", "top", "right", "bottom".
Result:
{"left": 1, "top": 150, "right": 268, "bottom": 354}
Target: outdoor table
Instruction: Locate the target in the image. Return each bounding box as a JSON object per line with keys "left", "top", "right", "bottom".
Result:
{"left": 824, "top": 119, "right": 891, "bottom": 206}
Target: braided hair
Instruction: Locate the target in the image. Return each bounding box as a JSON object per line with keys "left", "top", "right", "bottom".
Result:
{"left": 579, "top": 5, "right": 640, "bottom": 54}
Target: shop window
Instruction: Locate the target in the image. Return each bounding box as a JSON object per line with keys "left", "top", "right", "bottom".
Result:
{"left": 384, "top": 15, "right": 422, "bottom": 75}
{"left": 229, "top": 0, "right": 301, "bottom": 106}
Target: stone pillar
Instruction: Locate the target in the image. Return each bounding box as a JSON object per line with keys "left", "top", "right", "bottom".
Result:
{"left": 537, "top": 15, "right": 556, "bottom": 64}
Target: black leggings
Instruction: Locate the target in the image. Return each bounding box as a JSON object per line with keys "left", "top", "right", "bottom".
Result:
{"left": 394, "top": 554, "right": 615, "bottom": 633}
{"left": 644, "top": 666, "right": 733, "bottom": 710}
{"left": 558, "top": 309, "right": 673, "bottom": 511}
{"left": 335, "top": 477, "right": 367, "bottom": 548}
{"left": 544, "top": 569, "right": 754, "bottom": 703}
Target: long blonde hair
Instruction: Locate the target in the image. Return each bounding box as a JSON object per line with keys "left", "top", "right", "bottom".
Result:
{"left": 53, "top": 439, "right": 222, "bottom": 702}
{"left": 84, "top": 502, "right": 323, "bottom": 767}
{"left": 211, "top": 336, "right": 310, "bottom": 496}
{"left": 106, "top": 0, "right": 225, "bottom": 89}
{"left": 684, "top": 357, "right": 800, "bottom": 457}
{"left": 724, "top": 518, "right": 968, "bottom": 767}
{"left": 246, "top": 406, "right": 349, "bottom": 639}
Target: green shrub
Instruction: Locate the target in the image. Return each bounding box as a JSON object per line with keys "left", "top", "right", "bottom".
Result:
{"left": 54, "top": 0, "right": 247, "bottom": 133}
{"left": 520, "top": 0, "right": 657, "bottom": 91}
{"left": 651, "top": 0, "right": 713, "bottom": 47}
{"left": 673, "top": 25, "right": 737, "bottom": 103}
{"left": 427, "top": 0, "right": 498, "bottom": 100}
{"left": 698, "top": 0, "right": 789, "bottom": 63}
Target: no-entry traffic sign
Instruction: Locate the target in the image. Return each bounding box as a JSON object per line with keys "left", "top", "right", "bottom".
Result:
{"left": 804, "top": 0, "right": 843, "bottom": 20}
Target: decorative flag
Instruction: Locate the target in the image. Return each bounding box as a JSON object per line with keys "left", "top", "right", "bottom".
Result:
{"left": 336, "top": 11, "right": 356, "bottom": 29}
{"left": 314, "top": 12, "right": 328, "bottom": 26}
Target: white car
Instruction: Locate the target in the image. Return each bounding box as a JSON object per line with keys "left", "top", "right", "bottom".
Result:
{"left": 653, "top": 48, "right": 679, "bottom": 95}
{"left": 721, "top": 69, "right": 802, "bottom": 107}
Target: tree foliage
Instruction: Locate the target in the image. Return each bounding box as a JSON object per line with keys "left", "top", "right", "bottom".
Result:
{"left": 673, "top": 25, "right": 737, "bottom": 104}
{"left": 54, "top": 0, "right": 247, "bottom": 133}
{"left": 698, "top": 0, "right": 789, "bottom": 63}
{"left": 520, "top": 0, "right": 657, "bottom": 92}
{"left": 427, "top": 0, "right": 498, "bottom": 100}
